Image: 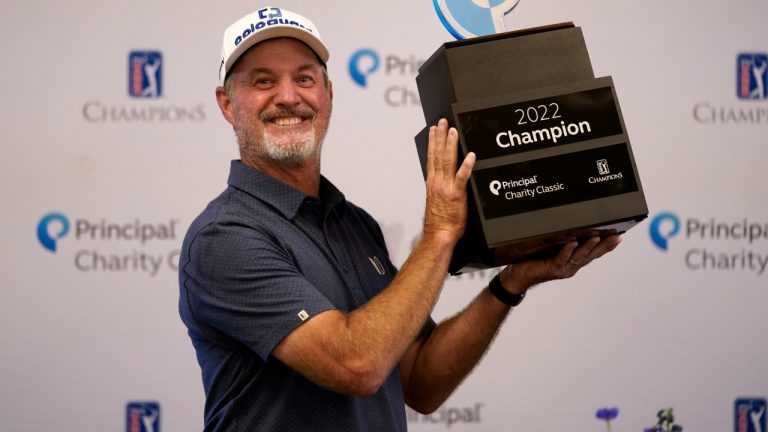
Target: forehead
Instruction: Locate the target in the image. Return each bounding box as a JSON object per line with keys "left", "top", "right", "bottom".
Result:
{"left": 234, "top": 38, "right": 323, "bottom": 73}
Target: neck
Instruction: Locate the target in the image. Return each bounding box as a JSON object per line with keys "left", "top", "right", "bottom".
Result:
{"left": 243, "top": 156, "right": 321, "bottom": 197}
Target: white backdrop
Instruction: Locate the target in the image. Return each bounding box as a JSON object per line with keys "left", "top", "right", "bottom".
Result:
{"left": 1, "top": 0, "right": 767, "bottom": 430}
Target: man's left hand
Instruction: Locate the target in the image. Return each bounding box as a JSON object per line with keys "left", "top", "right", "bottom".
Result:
{"left": 498, "top": 235, "right": 622, "bottom": 295}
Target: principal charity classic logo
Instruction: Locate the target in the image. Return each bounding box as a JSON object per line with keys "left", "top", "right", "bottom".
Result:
{"left": 649, "top": 212, "right": 681, "bottom": 251}
{"left": 36, "top": 212, "right": 181, "bottom": 277}
{"left": 126, "top": 401, "right": 160, "bottom": 432}
{"left": 349, "top": 49, "right": 380, "bottom": 88}
{"left": 37, "top": 212, "right": 70, "bottom": 253}
{"left": 649, "top": 211, "right": 768, "bottom": 276}
{"left": 737, "top": 53, "right": 768, "bottom": 100}
{"left": 129, "top": 51, "right": 163, "bottom": 98}
{"left": 488, "top": 176, "right": 537, "bottom": 197}
{"left": 347, "top": 48, "right": 425, "bottom": 107}
{"left": 735, "top": 398, "right": 766, "bottom": 432}
{"left": 433, "top": 0, "right": 521, "bottom": 39}
{"left": 407, "top": 402, "right": 484, "bottom": 427}
{"left": 486, "top": 175, "right": 563, "bottom": 200}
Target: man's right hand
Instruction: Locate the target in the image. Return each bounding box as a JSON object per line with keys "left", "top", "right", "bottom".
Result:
{"left": 423, "top": 118, "right": 476, "bottom": 245}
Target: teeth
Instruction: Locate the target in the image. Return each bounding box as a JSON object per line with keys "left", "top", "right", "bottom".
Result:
{"left": 273, "top": 117, "right": 302, "bottom": 126}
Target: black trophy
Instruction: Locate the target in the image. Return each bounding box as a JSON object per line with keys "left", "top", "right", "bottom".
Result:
{"left": 414, "top": 23, "right": 648, "bottom": 275}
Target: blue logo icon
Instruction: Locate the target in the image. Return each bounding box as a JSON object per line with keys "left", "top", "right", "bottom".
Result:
{"left": 737, "top": 53, "right": 768, "bottom": 100}
{"left": 349, "top": 48, "right": 380, "bottom": 88}
{"left": 649, "top": 212, "right": 681, "bottom": 251}
{"left": 126, "top": 401, "right": 161, "bottom": 432}
{"left": 735, "top": 398, "right": 766, "bottom": 432}
{"left": 37, "top": 212, "right": 70, "bottom": 253}
{"left": 433, "top": 0, "right": 521, "bottom": 40}
{"left": 129, "top": 51, "right": 163, "bottom": 98}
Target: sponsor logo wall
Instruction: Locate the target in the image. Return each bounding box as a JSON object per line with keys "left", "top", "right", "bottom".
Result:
{"left": 126, "top": 402, "right": 161, "bottom": 432}
{"left": 37, "top": 212, "right": 181, "bottom": 277}
{"left": 692, "top": 52, "right": 768, "bottom": 125}
{"left": 348, "top": 47, "right": 426, "bottom": 107}
{"left": 1, "top": 1, "right": 766, "bottom": 431}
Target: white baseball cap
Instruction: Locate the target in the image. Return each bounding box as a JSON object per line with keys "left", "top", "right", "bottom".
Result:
{"left": 218, "top": 7, "right": 330, "bottom": 84}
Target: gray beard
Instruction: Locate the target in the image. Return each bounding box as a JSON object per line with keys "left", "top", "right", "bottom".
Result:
{"left": 237, "top": 125, "right": 323, "bottom": 167}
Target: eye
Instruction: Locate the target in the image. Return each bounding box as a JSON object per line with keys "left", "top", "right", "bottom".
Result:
{"left": 253, "top": 77, "right": 274, "bottom": 89}
{"left": 297, "top": 75, "right": 316, "bottom": 86}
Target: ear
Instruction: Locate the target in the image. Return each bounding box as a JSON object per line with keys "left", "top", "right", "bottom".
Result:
{"left": 328, "top": 80, "right": 333, "bottom": 101}
{"left": 215, "top": 86, "right": 235, "bottom": 125}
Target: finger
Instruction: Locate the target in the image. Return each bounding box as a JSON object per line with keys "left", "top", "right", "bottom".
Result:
{"left": 572, "top": 235, "right": 622, "bottom": 268}
{"left": 564, "top": 237, "right": 600, "bottom": 268}
{"left": 552, "top": 241, "right": 579, "bottom": 268}
{"left": 442, "top": 126, "right": 459, "bottom": 178}
{"left": 454, "top": 151, "right": 475, "bottom": 189}
{"left": 434, "top": 119, "right": 450, "bottom": 178}
{"left": 584, "top": 235, "right": 622, "bottom": 262}
{"left": 427, "top": 120, "right": 447, "bottom": 179}
{"left": 427, "top": 125, "right": 437, "bottom": 177}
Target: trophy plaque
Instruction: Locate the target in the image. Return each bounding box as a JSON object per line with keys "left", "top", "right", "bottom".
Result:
{"left": 414, "top": 23, "right": 648, "bottom": 275}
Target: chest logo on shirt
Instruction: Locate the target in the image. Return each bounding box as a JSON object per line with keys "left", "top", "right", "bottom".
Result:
{"left": 368, "top": 256, "right": 386, "bottom": 276}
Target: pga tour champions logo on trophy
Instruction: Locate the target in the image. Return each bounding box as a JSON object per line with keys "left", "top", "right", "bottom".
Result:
{"left": 433, "top": 0, "right": 521, "bottom": 39}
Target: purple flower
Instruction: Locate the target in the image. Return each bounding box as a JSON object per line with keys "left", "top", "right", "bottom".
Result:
{"left": 596, "top": 407, "right": 620, "bottom": 421}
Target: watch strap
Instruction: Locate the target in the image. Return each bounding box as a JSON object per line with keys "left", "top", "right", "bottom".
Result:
{"left": 488, "top": 274, "right": 526, "bottom": 307}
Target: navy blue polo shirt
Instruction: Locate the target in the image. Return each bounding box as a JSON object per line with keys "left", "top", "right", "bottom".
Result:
{"left": 179, "top": 160, "right": 433, "bottom": 431}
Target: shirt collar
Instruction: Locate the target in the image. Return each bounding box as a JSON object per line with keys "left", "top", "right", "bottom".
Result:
{"left": 227, "top": 160, "right": 346, "bottom": 220}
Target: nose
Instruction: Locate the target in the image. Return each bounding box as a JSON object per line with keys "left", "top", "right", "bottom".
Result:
{"left": 272, "top": 78, "right": 302, "bottom": 107}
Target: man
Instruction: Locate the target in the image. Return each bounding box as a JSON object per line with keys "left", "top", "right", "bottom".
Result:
{"left": 179, "top": 6, "right": 620, "bottom": 431}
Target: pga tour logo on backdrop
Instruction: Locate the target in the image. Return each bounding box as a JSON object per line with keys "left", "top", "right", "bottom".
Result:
{"left": 129, "top": 51, "right": 163, "bottom": 98}
{"left": 693, "top": 52, "right": 768, "bottom": 124}
{"left": 126, "top": 401, "right": 160, "bottom": 432}
{"left": 82, "top": 49, "right": 208, "bottom": 123}
{"left": 735, "top": 398, "right": 766, "bottom": 432}
{"left": 737, "top": 53, "right": 768, "bottom": 100}
{"left": 433, "top": 0, "right": 521, "bottom": 39}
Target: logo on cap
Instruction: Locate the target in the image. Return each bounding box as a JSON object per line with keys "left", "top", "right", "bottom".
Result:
{"left": 433, "top": 0, "right": 521, "bottom": 39}
{"left": 233, "top": 8, "right": 311, "bottom": 48}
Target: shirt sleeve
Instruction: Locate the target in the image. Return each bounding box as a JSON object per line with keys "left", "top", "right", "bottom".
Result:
{"left": 182, "top": 220, "right": 336, "bottom": 362}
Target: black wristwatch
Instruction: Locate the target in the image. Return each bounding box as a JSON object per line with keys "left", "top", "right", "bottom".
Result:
{"left": 488, "top": 274, "right": 526, "bottom": 307}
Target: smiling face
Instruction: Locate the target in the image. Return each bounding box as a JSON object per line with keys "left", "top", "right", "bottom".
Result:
{"left": 217, "top": 37, "right": 333, "bottom": 168}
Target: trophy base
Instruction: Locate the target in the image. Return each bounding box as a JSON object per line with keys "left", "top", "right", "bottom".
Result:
{"left": 449, "top": 217, "right": 644, "bottom": 275}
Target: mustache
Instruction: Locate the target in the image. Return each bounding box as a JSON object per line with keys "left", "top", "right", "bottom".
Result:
{"left": 259, "top": 107, "right": 316, "bottom": 122}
